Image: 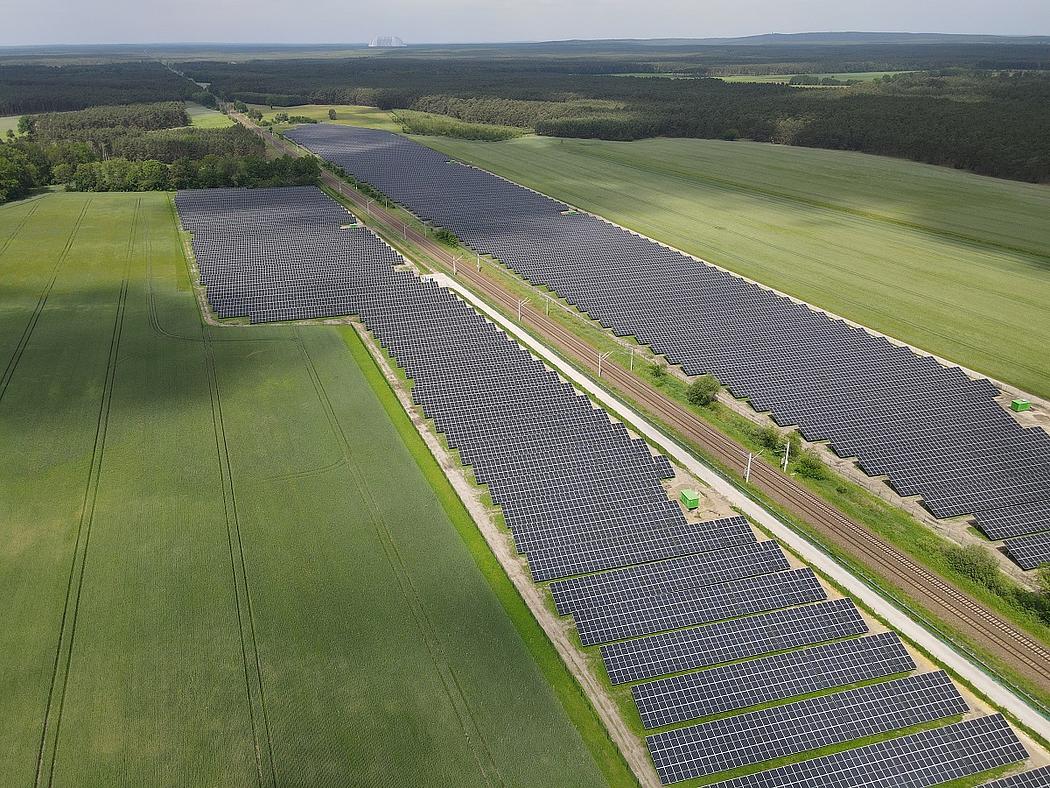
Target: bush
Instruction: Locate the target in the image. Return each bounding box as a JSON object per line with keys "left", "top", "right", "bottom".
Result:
{"left": 686, "top": 374, "right": 721, "bottom": 407}
{"left": 943, "top": 544, "right": 1005, "bottom": 593}
{"left": 649, "top": 360, "right": 667, "bottom": 382}
{"left": 1037, "top": 567, "right": 1050, "bottom": 596}
{"left": 328, "top": 108, "right": 337, "bottom": 120}
{"left": 795, "top": 450, "right": 829, "bottom": 480}
{"left": 433, "top": 228, "right": 458, "bottom": 245}
{"left": 392, "top": 110, "right": 525, "bottom": 141}
{"left": 755, "top": 425, "right": 784, "bottom": 452}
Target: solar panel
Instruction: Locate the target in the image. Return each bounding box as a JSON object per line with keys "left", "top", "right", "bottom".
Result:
{"left": 647, "top": 671, "right": 966, "bottom": 783}
{"left": 1004, "top": 531, "right": 1050, "bottom": 570}
{"left": 700, "top": 714, "right": 1026, "bottom": 788}
{"left": 601, "top": 597, "right": 869, "bottom": 685}
{"left": 548, "top": 539, "right": 789, "bottom": 616}
{"left": 573, "top": 567, "right": 825, "bottom": 646}
{"left": 632, "top": 631, "right": 914, "bottom": 728}
{"left": 983, "top": 766, "right": 1050, "bottom": 788}
{"left": 283, "top": 123, "right": 1050, "bottom": 547}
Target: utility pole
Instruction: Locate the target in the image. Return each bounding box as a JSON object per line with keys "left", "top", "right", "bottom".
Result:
{"left": 629, "top": 348, "right": 635, "bottom": 372}
{"left": 517, "top": 298, "right": 529, "bottom": 321}
{"left": 745, "top": 452, "right": 754, "bottom": 484}
{"left": 403, "top": 222, "right": 408, "bottom": 239}
{"left": 476, "top": 252, "right": 481, "bottom": 271}
{"left": 782, "top": 441, "right": 791, "bottom": 471}
{"left": 598, "top": 351, "right": 613, "bottom": 378}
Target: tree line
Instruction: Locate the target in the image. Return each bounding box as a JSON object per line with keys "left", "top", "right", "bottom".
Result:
{"left": 0, "top": 101, "right": 319, "bottom": 203}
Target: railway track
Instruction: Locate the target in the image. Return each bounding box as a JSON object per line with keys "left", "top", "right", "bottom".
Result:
{"left": 240, "top": 115, "right": 1050, "bottom": 703}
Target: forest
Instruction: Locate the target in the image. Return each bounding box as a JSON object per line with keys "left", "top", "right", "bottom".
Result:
{"left": 0, "top": 101, "right": 317, "bottom": 202}
{"left": 0, "top": 62, "right": 196, "bottom": 114}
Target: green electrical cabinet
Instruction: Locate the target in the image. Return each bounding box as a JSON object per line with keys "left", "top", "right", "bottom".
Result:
{"left": 679, "top": 489, "right": 701, "bottom": 510}
{"left": 1011, "top": 399, "right": 1031, "bottom": 413}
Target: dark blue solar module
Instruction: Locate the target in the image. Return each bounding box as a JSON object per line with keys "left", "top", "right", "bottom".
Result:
{"left": 284, "top": 124, "right": 1050, "bottom": 566}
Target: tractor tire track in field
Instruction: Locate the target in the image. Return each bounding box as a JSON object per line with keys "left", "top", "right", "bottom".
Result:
{"left": 34, "top": 199, "right": 137, "bottom": 787}
{"left": 0, "top": 198, "right": 90, "bottom": 405}
{"left": 294, "top": 329, "right": 504, "bottom": 787}
{"left": 0, "top": 198, "right": 42, "bottom": 260}
{"left": 198, "top": 314, "right": 278, "bottom": 787}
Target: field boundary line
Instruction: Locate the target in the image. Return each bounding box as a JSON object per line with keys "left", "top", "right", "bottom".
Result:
{"left": 0, "top": 198, "right": 42, "bottom": 260}
{"left": 34, "top": 198, "right": 137, "bottom": 787}
{"left": 293, "top": 328, "right": 504, "bottom": 786}
{"left": 0, "top": 197, "right": 90, "bottom": 404}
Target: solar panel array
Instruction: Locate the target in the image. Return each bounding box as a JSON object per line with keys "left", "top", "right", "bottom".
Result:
{"left": 631, "top": 631, "right": 914, "bottom": 728}
{"left": 984, "top": 766, "right": 1050, "bottom": 788}
{"left": 285, "top": 123, "right": 1050, "bottom": 568}
{"left": 572, "top": 567, "right": 826, "bottom": 646}
{"left": 1004, "top": 531, "right": 1050, "bottom": 571}
{"left": 600, "top": 597, "right": 870, "bottom": 685}
{"left": 548, "top": 539, "right": 789, "bottom": 616}
{"left": 177, "top": 186, "right": 1032, "bottom": 786}
{"left": 647, "top": 671, "right": 967, "bottom": 783}
{"left": 705, "top": 715, "right": 1027, "bottom": 788}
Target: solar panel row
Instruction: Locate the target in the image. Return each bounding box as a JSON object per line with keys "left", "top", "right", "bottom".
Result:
{"left": 632, "top": 631, "right": 914, "bottom": 729}
{"left": 284, "top": 124, "right": 1050, "bottom": 566}
{"left": 548, "top": 539, "right": 788, "bottom": 616}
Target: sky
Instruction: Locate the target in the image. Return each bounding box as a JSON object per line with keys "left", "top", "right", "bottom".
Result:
{"left": 3, "top": 0, "right": 1049, "bottom": 46}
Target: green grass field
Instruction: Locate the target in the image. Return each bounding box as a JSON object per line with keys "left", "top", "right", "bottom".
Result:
{"left": 417, "top": 134, "right": 1050, "bottom": 397}
{"left": 0, "top": 114, "right": 23, "bottom": 136}
{"left": 250, "top": 103, "right": 401, "bottom": 131}
{"left": 0, "top": 191, "right": 622, "bottom": 787}
{"left": 185, "top": 101, "right": 234, "bottom": 128}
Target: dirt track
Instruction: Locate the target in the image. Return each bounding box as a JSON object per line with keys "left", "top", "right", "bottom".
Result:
{"left": 239, "top": 112, "right": 1050, "bottom": 706}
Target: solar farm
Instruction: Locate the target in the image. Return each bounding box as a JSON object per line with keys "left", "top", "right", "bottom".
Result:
{"left": 174, "top": 183, "right": 1049, "bottom": 786}
{"left": 284, "top": 123, "right": 1050, "bottom": 573}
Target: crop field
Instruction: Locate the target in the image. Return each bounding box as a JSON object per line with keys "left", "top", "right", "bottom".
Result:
{"left": 185, "top": 101, "right": 234, "bottom": 128}
{"left": 418, "top": 133, "right": 1050, "bottom": 397}
{"left": 0, "top": 192, "right": 616, "bottom": 787}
